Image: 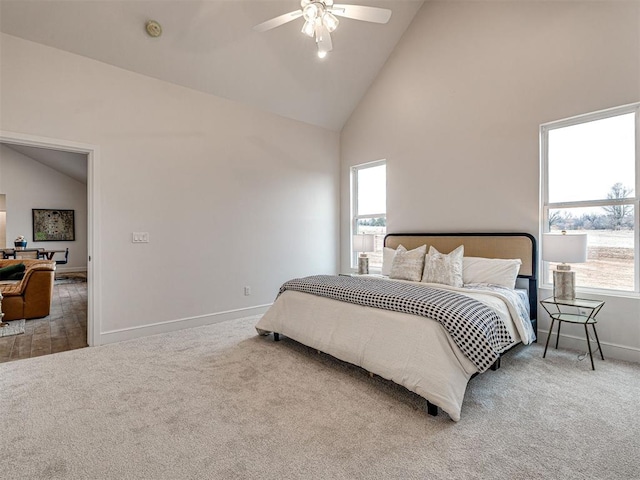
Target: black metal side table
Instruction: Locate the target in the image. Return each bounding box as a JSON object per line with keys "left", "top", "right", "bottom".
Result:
{"left": 540, "top": 297, "right": 605, "bottom": 370}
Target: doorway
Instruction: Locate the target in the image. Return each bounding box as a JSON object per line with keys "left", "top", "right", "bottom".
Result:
{"left": 0, "top": 131, "right": 100, "bottom": 358}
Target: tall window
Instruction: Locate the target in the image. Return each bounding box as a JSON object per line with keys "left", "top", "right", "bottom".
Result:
{"left": 352, "top": 160, "right": 386, "bottom": 270}
{"left": 541, "top": 103, "right": 639, "bottom": 293}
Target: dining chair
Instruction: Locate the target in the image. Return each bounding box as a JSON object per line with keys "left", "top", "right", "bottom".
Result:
{"left": 56, "top": 248, "right": 69, "bottom": 265}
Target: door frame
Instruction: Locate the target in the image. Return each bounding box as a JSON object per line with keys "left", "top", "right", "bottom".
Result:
{"left": 1, "top": 130, "right": 101, "bottom": 346}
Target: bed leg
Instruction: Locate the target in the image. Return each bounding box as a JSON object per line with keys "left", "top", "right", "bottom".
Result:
{"left": 273, "top": 332, "right": 280, "bottom": 342}
{"left": 427, "top": 401, "right": 438, "bottom": 417}
{"left": 490, "top": 357, "right": 501, "bottom": 371}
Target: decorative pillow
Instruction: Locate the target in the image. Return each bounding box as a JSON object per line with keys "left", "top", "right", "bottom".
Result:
{"left": 7, "top": 271, "right": 25, "bottom": 281}
{"left": 421, "top": 245, "right": 464, "bottom": 287}
{"left": 0, "top": 263, "right": 25, "bottom": 281}
{"left": 389, "top": 244, "right": 427, "bottom": 282}
{"left": 381, "top": 247, "right": 397, "bottom": 276}
{"left": 463, "top": 257, "right": 522, "bottom": 289}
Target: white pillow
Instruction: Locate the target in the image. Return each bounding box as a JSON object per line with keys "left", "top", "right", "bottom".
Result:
{"left": 389, "top": 244, "right": 427, "bottom": 282}
{"left": 463, "top": 257, "right": 522, "bottom": 289}
{"left": 381, "top": 247, "right": 396, "bottom": 276}
{"left": 421, "top": 245, "right": 464, "bottom": 287}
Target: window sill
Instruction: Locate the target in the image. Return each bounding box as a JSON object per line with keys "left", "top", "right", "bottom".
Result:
{"left": 539, "top": 284, "right": 640, "bottom": 301}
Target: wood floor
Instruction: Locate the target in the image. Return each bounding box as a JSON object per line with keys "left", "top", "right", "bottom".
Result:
{"left": 0, "top": 279, "right": 87, "bottom": 363}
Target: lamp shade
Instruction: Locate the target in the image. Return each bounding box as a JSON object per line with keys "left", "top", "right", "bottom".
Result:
{"left": 542, "top": 232, "right": 588, "bottom": 264}
{"left": 352, "top": 234, "right": 374, "bottom": 253}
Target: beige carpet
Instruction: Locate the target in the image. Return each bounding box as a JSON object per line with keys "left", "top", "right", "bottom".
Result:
{"left": 0, "top": 316, "right": 638, "bottom": 479}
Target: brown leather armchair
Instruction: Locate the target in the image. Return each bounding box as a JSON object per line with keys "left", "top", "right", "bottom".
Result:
{"left": 0, "top": 259, "right": 56, "bottom": 321}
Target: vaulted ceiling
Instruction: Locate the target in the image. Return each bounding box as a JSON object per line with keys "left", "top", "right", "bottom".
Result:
{"left": 3, "top": 144, "right": 88, "bottom": 184}
{"left": 0, "top": 0, "right": 424, "bottom": 131}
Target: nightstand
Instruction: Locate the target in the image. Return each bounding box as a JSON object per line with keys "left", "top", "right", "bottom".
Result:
{"left": 540, "top": 297, "right": 605, "bottom": 370}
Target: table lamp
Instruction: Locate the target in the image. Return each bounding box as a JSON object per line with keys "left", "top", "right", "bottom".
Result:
{"left": 353, "top": 234, "right": 375, "bottom": 274}
{"left": 542, "top": 231, "right": 588, "bottom": 300}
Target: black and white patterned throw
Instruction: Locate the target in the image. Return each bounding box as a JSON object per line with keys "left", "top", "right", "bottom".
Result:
{"left": 278, "top": 275, "right": 514, "bottom": 372}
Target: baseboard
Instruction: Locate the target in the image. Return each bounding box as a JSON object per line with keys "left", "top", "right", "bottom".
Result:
{"left": 55, "top": 266, "right": 87, "bottom": 274}
{"left": 539, "top": 329, "right": 640, "bottom": 364}
{"left": 98, "top": 304, "right": 272, "bottom": 345}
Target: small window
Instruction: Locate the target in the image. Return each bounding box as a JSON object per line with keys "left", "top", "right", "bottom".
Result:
{"left": 352, "top": 161, "right": 386, "bottom": 270}
{"left": 541, "top": 104, "right": 639, "bottom": 293}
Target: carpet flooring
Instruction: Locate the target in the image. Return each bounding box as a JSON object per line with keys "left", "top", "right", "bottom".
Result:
{"left": 0, "top": 316, "right": 638, "bottom": 479}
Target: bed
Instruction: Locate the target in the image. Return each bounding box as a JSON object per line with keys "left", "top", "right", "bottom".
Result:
{"left": 255, "top": 233, "right": 538, "bottom": 421}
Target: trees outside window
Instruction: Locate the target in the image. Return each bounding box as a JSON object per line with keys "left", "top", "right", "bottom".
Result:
{"left": 602, "top": 183, "right": 634, "bottom": 230}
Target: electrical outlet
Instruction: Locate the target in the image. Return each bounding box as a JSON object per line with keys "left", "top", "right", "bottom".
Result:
{"left": 132, "top": 232, "right": 149, "bottom": 243}
{"left": 244, "top": 286, "right": 251, "bottom": 296}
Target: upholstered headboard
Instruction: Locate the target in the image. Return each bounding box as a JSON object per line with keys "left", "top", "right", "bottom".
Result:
{"left": 384, "top": 232, "right": 538, "bottom": 332}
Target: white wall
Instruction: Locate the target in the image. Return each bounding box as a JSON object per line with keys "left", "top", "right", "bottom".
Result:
{"left": 0, "top": 145, "right": 88, "bottom": 272}
{"left": 341, "top": 1, "right": 640, "bottom": 362}
{"left": 0, "top": 194, "right": 5, "bottom": 247}
{"left": 0, "top": 33, "right": 340, "bottom": 343}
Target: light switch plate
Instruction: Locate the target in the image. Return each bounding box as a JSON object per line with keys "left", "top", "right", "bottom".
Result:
{"left": 132, "top": 232, "right": 149, "bottom": 243}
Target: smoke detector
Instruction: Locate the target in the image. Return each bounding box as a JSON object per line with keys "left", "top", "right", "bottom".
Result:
{"left": 145, "top": 20, "right": 162, "bottom": 38}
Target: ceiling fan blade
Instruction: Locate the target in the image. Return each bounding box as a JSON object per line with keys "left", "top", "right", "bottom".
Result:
{"left": 253, "top": 10, "right": 303, "bottom": 33}
{"left": 330, "top": 4, "right": 392, "bottom": 24}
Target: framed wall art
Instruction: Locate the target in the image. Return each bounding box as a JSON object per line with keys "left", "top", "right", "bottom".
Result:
{"left": 32, "top": 209, "right": 75, "bottom": 242}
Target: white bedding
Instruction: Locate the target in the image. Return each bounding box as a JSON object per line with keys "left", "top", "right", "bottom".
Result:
{"left": 255, "top": 279, "right": 528, "bottom": 421}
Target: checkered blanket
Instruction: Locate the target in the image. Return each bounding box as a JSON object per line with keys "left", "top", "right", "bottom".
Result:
{"left": 279, "top": 275, "right": 515, "bottom": 372}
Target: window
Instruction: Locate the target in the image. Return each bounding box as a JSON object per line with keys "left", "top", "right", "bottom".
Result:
{"left": 352, "top": 160, "right": 386, "bottom": 270}
{"left": 541, "top": 103, "right": 639, "bottom": 293}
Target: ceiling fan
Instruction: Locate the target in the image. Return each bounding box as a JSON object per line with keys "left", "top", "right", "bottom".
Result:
{"left": 253, "top": 0, "right": 392, "bottom": 59}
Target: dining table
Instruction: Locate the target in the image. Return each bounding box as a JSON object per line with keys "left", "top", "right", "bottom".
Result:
{"left": 1, "top": 248, "right": 66, "bottom": 260}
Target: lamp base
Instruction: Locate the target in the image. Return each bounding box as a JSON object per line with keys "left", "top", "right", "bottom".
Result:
{"left": 357, "top": 256, "right": 369, "bottom": 275}
{"left": 553, "top": 269, "right": 576, "bottom": 300}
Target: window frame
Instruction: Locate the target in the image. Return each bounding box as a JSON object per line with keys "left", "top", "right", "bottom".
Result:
{"left": 351, "top": 159, "right": 386, "bottom": 269}
{"left": 540, "top": 102, "right": 640, "bottom": 296}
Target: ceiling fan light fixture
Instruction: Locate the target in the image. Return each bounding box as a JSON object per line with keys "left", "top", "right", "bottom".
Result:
{"left": 316, "top": 22, "right": 332, "bottom": 56}
{"left": 302, "top": 3, "right": 320, "bottom": 22}
{"left": 301, "top": 19, "right": 315, "bottom": 37}
{"left": 323, "top": 12, "right": 339, "bottom": 32}
{"left": 315, "top": 23, "right": 329, "bottom": 44}
{"left": 254, "top": 0, "right": 391, "bottom": 58}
